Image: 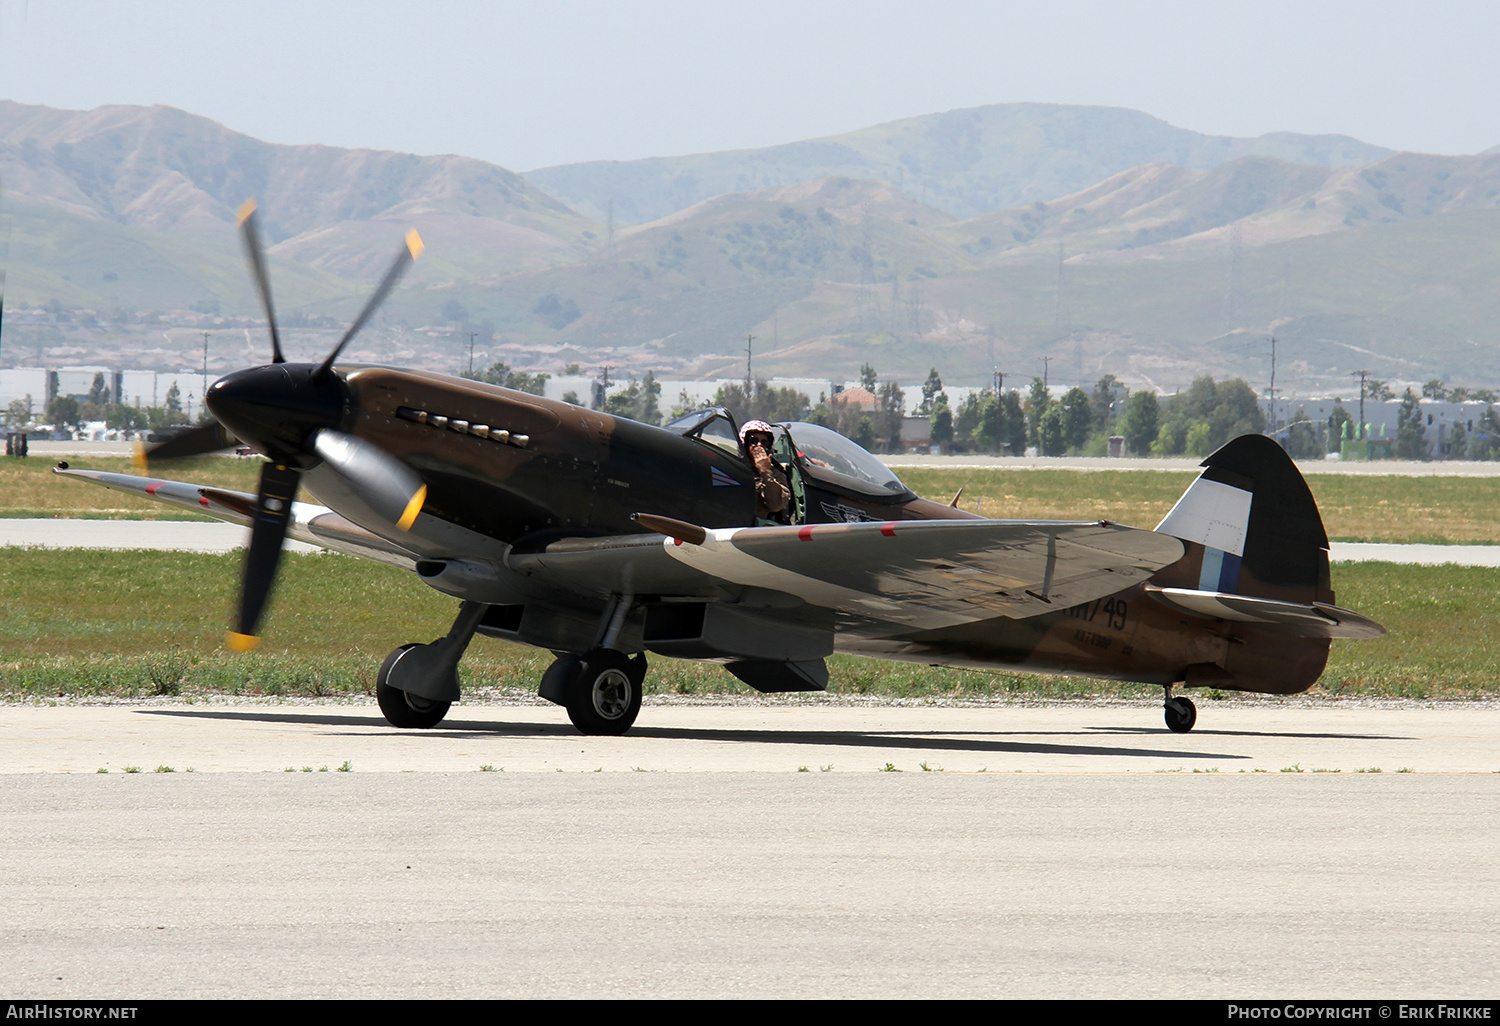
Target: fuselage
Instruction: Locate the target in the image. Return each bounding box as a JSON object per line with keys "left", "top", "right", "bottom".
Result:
{"left": 210, "top": 362, "right": 1331, "bottom": 697}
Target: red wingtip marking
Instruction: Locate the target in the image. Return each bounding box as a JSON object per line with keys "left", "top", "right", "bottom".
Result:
{"left": 881, "top": 522, "right": 897, "bottom": 536}
{"left": 199, "top": 496, "right": 210, "bottom": 507}
{"left": 798, "top": 526, "right": 814, "bottom": 541}
{"left": 673, "top": 538, "right": 683, "bottom": 546}
{"left": 145, "top": 482, "right": 162, "bottom": 495}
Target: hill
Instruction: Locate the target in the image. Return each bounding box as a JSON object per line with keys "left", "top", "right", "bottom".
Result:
{"left": 4, "top": 99, "right": 1500, "bottom": 397}
{"left": 0, "top": 100, "right": 600, "bottom": 292}
{"left": 524, "top": 102, "right": 1392, "bottom": 224}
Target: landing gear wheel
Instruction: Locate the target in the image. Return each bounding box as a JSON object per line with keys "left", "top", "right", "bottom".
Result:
{"left": 1164, "top": 696, "right": 1197, "bottom": 734}
{"left": 565, "top": 649, "right": 643, "bottom": 736}
{"left": 376, "top": 644, "right": 452, "bottom": 729}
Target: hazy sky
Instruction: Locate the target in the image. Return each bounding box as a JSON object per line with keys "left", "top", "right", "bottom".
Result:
{"left": 1, "top": 0, "right": 1496, "bottom": 170}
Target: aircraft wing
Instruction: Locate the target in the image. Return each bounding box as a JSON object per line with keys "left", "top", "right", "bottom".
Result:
{"left": 518, "top": 517, "right": 1185, "bottom": 632}
{"left": 52, "top": 466, "right": 419, "bottom": 569}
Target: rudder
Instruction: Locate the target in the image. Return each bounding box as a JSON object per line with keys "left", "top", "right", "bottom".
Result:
{"left": 1155, "top": 434, "right": 1332, "bottom": 605}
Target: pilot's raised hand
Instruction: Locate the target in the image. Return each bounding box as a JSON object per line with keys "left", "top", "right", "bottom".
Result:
{"left": 750, "top": 442, "right": 774, "bottom": 473}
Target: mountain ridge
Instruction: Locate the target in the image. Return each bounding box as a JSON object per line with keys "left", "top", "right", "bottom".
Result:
{"left": 524, "top": 102, "right": 1394, "bottom": 224}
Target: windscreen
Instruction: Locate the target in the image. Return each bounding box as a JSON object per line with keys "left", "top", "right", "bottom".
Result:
{"left": 784, "top": 422, "right": 911, "bottom": 498}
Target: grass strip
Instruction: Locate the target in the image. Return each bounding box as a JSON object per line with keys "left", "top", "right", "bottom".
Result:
{"left": 1, "top": 550, "right": 1495, "bottom": 700}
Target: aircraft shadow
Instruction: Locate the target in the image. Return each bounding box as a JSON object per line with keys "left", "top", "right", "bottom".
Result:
{"left": 139, "top": 707, "right": 1244, "bottom": 761}
{"left": 1084, "top": 726, "right": 1412, "bottom": 741}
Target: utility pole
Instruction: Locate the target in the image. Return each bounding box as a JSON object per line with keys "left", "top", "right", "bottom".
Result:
{"left": 202, "top": 331, "right": 209, "bottom": 418}
{"left": 467, "top": 332, "right": 477, "bottom": 377}
{"left": 1268, "top": 335, "right": 1277, "bottom": 434}
{"left": 992, "top": 369, "right": 1004, "bottom": 395}
{"left": 1353, "top": 369, "right": 1369, "bottom": 440}
{"left": 745, "top": 334, "right": 755, "bottom": 387}
{"left": 1040, "top": 356, "right": 1051, "bottom": 390}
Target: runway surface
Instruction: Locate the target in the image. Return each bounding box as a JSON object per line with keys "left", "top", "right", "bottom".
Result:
{"left": 0, "top": 701, "right": 1496, "bottom": 999}
{"left": 5, "top": 518, "right": 1499, "bottom": 564}
{"left": 30, "top": 439, "right": 1500, "bottom": 475}
{"left": 1, "top": 700, "right": 1497, "bottom": 774}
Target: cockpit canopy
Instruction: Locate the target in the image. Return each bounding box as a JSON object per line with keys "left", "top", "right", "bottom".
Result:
{"left": 781, "top": 421, "right": 911, "bottom": 499}
{"left": 666, "top": 407, "right": 912, "bottom": 500}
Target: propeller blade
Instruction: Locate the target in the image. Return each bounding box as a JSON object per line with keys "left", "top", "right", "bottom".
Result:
{"left": 237, "top": 198, "right": 285, "bottom": 365}
{"left": 133, "top": 420, "right": 236, "bottom": 472}
{"left": 311, "top": 229, "right": 423, "bottom": 384}
{"left": 311, "top": 429, "right": 426, "bottom": 530}
{"left": 227, "top": 461, "right": 302, "bottom": 652}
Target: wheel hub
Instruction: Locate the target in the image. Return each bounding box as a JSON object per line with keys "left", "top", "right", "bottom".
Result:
{"left": 592, "top": 669, "right": 633, "bottom": 719}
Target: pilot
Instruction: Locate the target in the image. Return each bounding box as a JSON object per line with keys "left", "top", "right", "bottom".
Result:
{"left": 740, "top": 419, "right": 791, "bottom": 522}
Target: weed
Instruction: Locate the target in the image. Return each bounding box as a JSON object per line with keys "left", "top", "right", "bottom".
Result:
{"left": 1356, "top": 767, "right": 1383, "bottom": 773}
{"left": 819, "top": 764, "right": 833, "bottom": 772}
{"left": 154, "top": 765, "right": 173, "bottom": 773}
{"left": 880, "top": 763, "right": 901, "bottom": 772}
{"left": 1281, "top": 764, "right": 1304, "bottom": 773}
{"left": 317, "top": 766, "right": 328, "bottom": 772}
{"left": 337, "top": 760, "right": 352, "bottom": 772}
{"left": 95, "top": 767, "right": 108, "bottom": 774}
{"left": 797, "top": 766, "right": 810, "bottom": 772}
{"left": 479, "top": 764, "right": 499, "bottom": 772}
{"left": 123, "top": 766, "right": 140, "bottom": 773}
{"left": 1397, "top": 767, "right": 1416, "bottom": 773}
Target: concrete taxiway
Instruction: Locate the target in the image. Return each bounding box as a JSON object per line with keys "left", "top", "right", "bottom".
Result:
{"left": 0, "top": 700, "right": 1496, "bottom": 999}
{"left": 0, "top": 700, "right": 1497, "bottom": 774}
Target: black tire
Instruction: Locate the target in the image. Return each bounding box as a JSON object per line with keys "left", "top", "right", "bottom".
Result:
{"left": 1164, "top": 696, "right": 1197, "bottom": 734}
{"left": 565, "top": 649, "right": 643, "bottom": 736}
{"left": 376, "top": 644, "right": 452, "bottom": 729}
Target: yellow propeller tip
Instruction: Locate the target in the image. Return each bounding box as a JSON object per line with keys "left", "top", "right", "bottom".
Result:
{"left": 396, "top": 484, "right": 426, "bottom": 532}
{"left": 131, "top": 441, "right": 148, "bottom": 475}
{"left": 225, "top": 631, "right": 262, "bottom": 652}
{"left": 406, "top": 229, "right": 424, "bottom": 260}
{"left": 236, "top": 197, "right": 257, "bottom": 224}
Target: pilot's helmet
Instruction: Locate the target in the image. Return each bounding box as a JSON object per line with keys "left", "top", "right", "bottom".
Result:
{"left": 739, "top": 419, "right": 775, "bottom": 450}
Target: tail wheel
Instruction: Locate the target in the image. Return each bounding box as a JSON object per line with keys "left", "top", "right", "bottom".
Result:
{"left": 376, "top": 644, "right": 452, "bottom": 729}
{"left": 1164, "top": 696, "right": 1197, "bottom": 734}
{"left": 565, "top": 649, "right": 644, "bottom": 736}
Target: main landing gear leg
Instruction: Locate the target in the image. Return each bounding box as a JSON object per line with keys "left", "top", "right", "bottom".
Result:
{"left": 1163, "top": 685, "right": 1197, "bottom": 734}
{"left": 376, "top": 600, "right": 486, "bottom": 729}
{"left": 538, "top": 595, "right": 646, "bottom": 736}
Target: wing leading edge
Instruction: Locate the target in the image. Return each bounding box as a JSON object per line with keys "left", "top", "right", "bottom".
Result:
{"left": 52, "top": 466, "right": 418, "bottom": 569}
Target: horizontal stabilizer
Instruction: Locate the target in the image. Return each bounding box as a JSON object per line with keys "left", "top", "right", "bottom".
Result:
{"left": 1144, "top": 585, "right": 1386, "bottom": 639}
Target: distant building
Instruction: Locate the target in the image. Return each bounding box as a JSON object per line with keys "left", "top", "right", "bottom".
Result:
{"left": 1262, "top": 396, "right": 1497, "bottom": 459}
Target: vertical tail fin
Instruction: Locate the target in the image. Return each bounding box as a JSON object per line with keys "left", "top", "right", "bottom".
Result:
{"left": 1155, "top": 434, "right": 1331, "bottom": 605}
